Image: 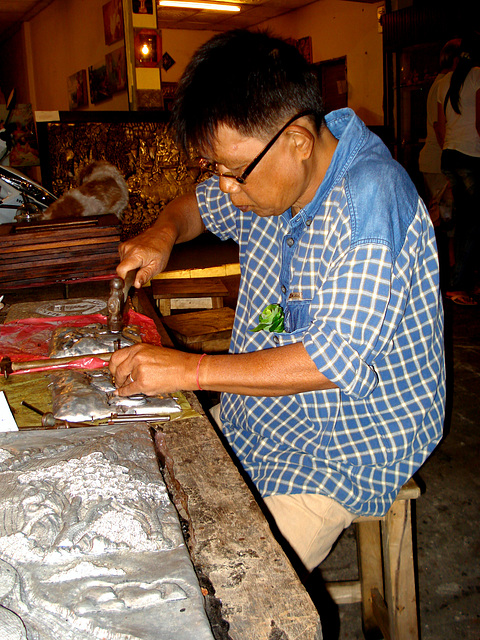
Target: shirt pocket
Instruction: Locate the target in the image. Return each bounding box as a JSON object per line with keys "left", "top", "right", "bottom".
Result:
{"left": 283, "top": 299, "right": 312, "bottom": 335}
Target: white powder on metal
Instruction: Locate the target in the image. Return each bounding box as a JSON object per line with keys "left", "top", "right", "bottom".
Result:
{"left": 0, "top": 449, "right": 12, "bottom": 463}
{"left": 19, "top": 452, "right": 168, "bottom": 504}
{"left": 47, "top": 561, "right": 125, "bottom": 583}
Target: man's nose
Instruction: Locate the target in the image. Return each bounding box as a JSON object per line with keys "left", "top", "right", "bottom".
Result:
{"left": 219, "top": 175, "right": 241, "bottom": 194}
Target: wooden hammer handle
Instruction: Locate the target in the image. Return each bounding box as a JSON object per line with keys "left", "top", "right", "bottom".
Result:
{"left": 11, "top": 352, "right": 112, "bottom": 372}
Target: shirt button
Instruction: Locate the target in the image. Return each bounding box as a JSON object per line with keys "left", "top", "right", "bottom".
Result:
{"left": 306, "top": 218, "right": 312, "bottom": 226}
{"left": 273, "top": 335, "right": 280, "bottom": 344}
{"left": 286, "top": 237, "right": 294, "bottom": 247}
{"left": 281, "top": 285, "right": 287, "bottom": 294}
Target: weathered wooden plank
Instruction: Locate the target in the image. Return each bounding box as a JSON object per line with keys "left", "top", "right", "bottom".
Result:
{"left": 1, "top": 235, "right": 119, "bottom": 254}
{"left": 156, "top": 391, "right": 322, "bottom": 640}
{"left": 0, "top": 263, "right": 118, "bottom": 288}
{"left": 0, "top": 246, "right": 119, "bottom": 269}
{"left": 0, "top": 225, "right": 119, "bottom": 243}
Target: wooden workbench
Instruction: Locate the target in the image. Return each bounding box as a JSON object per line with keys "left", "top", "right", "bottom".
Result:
{"left": 0, "top": 286, "right": 322, "bottom": 640}
{"left": 136, "top": 289, "right": 323, "bottom": 640}
{"left": 155, "top": 391, "right": 322, "bottom": 640}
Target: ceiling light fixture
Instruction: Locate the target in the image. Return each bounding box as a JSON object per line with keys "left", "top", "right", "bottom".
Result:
{"left": 159, "top": 0, "right": 240, "bottom": 11}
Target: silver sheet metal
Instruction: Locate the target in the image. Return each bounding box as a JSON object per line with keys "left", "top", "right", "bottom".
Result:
{"left": 0, "top": 424, "right": 215, "bottom": 640}
{"left": 49, "top": 324, "right": 141, "bottom": 358}
{"left": 49, "top": 370, "right": 181, "bottom": 423}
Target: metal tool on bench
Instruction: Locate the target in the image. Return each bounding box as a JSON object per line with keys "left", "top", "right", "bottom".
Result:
{"left": 21, "top": 400, "right": 94, "bottom": 429}
{"left": 0, "top": 353, "right": 113, "bottom": 380}
{"left": 107, "top": 270, "right": 136, "bottom": 333}
{"left": 99, "top": 413, "right": 171, "bottom": 424}
{"left": 21, "top": 400, "right": 170, "bottom": 430}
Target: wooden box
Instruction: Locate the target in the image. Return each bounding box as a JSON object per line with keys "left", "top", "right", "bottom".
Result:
{"left": 0, "top": 214, "right": 120, "bottom": 289}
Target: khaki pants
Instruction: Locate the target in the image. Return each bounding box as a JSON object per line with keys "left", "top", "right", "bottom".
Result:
{"left": 264, "top": 493, "right": 355, "bottom": 572}
{"left": 209, "top": 404, "right": 355, "bottom": 572}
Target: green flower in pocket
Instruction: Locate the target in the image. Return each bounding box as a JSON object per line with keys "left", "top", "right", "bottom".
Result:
{"left": 251, "top": 303, "right": 285, "bottom": 333}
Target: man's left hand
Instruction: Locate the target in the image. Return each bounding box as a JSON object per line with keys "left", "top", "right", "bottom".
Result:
{"left": 109, "top": 343, "right": 197, "bottom": 396}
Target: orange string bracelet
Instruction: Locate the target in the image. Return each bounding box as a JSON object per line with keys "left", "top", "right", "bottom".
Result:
{"left": 196, "top": 353, "right": 207, "bottom": 390}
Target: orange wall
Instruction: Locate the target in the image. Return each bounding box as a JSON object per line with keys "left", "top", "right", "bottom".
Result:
{"left": 1, "top": 0, "right": 129, "bottom": 111}
{"left": 0, "top": 0, "right": 384, "bottom": 124}
{"left": 262, "top": 0, "right": 384, "bottom": 125}
{"left": 161, "top": 29, "right": 217, "bottom": 84}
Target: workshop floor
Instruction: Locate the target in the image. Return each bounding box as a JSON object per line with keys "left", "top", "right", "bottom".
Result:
{"left": 2, "top": 283, "right": 479, "bottom": 640}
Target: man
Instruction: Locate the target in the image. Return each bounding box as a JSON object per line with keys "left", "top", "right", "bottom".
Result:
{"left": 110, "top": 29, "right": 445, "bottom": 572}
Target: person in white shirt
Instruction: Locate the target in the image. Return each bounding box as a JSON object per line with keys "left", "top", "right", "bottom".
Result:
{"left": 419, "top": 39, "right": 460, "bottom": 228}
{"left": 437, "top": 33, "right": 480, "bottom": 305}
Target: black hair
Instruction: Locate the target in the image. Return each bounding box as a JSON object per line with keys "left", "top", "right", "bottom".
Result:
{"left": 170, "top": 29, "right": 325, "bottom": 153}
{"left": 445, "top": 31, "right": 480, "bottom": 115}
{"left": 439, "top": 39, "right": 461, "bottom": 72}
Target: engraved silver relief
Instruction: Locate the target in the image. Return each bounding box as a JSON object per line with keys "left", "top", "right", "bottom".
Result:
{"left": 0, "top": 425, "right": 215, "bottom": 640}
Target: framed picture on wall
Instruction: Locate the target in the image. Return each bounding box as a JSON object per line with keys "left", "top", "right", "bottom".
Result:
{"left": 132, "top": 0, "right": 154, "bottom": 14}
{"left": 103, "top": 0, "right": 124, "bottom": 45}
{"left": 161, "top": 82, "right": 177, "bottom": 111}
{"left": 67, "top": 69, "right": 88, "bottom": 110}
{"left": 106, "top": 46, "right": 127, "bottom": 93}
{"left": 286, "top": 36, "right": 313, "bottom": 64}
{"left": 88, "top": 61, "right": 112, "bottom": 104}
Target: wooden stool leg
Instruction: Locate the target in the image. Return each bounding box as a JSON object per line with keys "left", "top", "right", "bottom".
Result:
{"left": 356, "top": 519, "right": 384, "bottom": 637}
{"left": 381, "top": 499, "right": 419, "bottom": 640}
{"left": 158, "top": 299, "right": 172, "bottom": 316}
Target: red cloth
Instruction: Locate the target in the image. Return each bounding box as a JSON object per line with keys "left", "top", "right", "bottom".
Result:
{"left": 0, "top": 310, "right": 161, "bottom": 373}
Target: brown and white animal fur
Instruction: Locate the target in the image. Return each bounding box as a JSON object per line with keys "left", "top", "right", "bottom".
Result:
{"left": 42, "top": 161, "right": 129, "bottom": 220}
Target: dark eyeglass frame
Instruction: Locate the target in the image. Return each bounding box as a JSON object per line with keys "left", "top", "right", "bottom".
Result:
{"left": 198, "top": 109, "right": 315, "bottom": 185}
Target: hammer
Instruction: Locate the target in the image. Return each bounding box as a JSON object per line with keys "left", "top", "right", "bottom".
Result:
{"left": 0, "top": 353, "right": 112, "bottom": 379}
{"left": 107, "top": 270, "right": 137, "bottom": 333}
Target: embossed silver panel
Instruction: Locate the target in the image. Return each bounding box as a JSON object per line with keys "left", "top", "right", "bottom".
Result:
{"left": 0, "top": 424, "right": 214, "bottom": 640}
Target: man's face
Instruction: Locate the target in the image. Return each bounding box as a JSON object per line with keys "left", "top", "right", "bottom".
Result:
{"left": 205, "top": 123, "right": 311, "bottom": 218}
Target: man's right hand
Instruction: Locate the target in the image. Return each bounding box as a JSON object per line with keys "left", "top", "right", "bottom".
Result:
{"left": 116, "top": 193, "right": 205, "bottom": 288}
{"left": 117, "top": 226, "right": 176, "bottom": 288}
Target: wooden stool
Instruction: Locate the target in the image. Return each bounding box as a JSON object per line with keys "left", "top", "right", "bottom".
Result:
{"left": 162, "top": 307, "right": 235, "bottom": 353}
{"left": 151, "top": 277, "right": 229, "bottom": 316}
{"left": 325, "top": 478, "right": 421, "bottom": 640}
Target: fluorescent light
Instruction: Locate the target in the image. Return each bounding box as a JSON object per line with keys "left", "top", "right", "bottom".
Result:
{"left": 159, "top": 0, "right": 240, "bottom": 11}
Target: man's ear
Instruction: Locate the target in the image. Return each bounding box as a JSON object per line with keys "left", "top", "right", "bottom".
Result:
{"left": 287, "top": 126, "right": 315, "bottom": 160}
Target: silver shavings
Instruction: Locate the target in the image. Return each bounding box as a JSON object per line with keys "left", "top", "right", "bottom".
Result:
{"left": 49, "top": 323, "right": 141, "bottom": 358}
{"left": 49, "top": 370, "right": 181, "bottom": 422}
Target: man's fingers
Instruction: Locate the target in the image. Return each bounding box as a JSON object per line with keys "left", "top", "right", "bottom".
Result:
{"left": 109, "top": 346, "right": 135, "bottom": 383}
{"left": 116, "top": 254, "right": 143, "bottom": 281}
{"left": 117, "top": 253, "right": 162, "bottom": 287}
{"left": 114, "top": 372, "right": 137, "bottom": 396}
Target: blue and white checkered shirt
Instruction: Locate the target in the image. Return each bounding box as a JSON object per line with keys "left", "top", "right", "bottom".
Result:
{"left": 196, "top": 109, "right": 445, "bottom": 516}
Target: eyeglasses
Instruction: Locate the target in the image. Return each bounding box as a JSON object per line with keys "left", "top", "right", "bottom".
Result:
{"left": 198, "top": 109, "right": 315, "bottom": 185}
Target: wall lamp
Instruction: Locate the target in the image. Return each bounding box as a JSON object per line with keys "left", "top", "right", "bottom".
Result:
{"left": 158, "top": 0, "right": 240, "bottom": 11}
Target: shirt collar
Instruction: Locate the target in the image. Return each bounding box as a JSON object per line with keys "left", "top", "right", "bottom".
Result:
{"left": 299, "top": 108, "right": 370, "bottom": 221}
